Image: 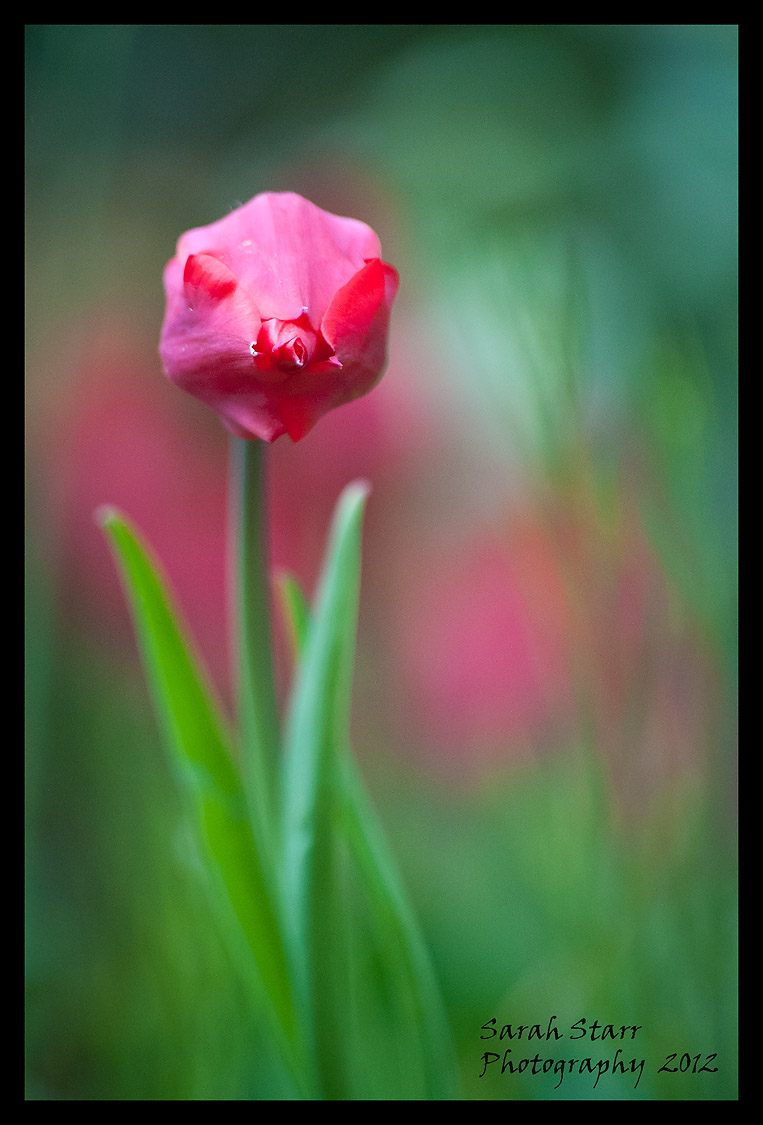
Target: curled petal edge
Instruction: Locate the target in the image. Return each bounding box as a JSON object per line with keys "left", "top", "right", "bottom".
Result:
{"left": 321, "top": 259, "right": 399, "bottom": 364}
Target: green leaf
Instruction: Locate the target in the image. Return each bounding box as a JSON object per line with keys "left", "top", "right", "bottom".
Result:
{"left": 279, "top": 481, "right": 369, "bottom": 1099}
{"left": 337, "top": 755, "right": 461, "bottom": 1099}
{"left": 278, "top": 552, "right": 461, "bottom": 1100}
{"left": 276, "top": 570, "right": 311, "bottom": 664}
{"left": 97, "top": 507, "right": 303, "bottom": 1086}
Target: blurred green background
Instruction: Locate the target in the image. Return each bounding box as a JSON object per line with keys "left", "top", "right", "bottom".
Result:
{"left": 25, "top": 25, "right": 737, "bottom": 1099}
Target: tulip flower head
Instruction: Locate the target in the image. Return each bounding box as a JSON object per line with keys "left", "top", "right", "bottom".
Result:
{"left": 160, "top": 191, "right": 399, "bottom": 442}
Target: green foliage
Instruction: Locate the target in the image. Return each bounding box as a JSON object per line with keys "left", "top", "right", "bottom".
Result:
{"left": 98, "top": 508, "right": 302, "bottom": 1090}
{"left": 278, "top": 553, "right": 459, "bottom": 1099}
{"left": 100, "top": 484, "right": 458, "bottom": 1100}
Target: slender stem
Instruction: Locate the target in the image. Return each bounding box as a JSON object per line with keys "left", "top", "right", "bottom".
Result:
{"left": 230, "top": 436, "right": 280, "bottom": 862}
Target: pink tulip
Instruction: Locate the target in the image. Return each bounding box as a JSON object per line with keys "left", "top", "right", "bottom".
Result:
{"left": 160, "top": 191, "right": 399, "bottom": 442}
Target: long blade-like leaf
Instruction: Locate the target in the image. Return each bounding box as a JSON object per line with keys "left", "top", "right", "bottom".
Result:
{"left": 278, "top": 561, "right": 460, "bottom": 1099}
{"left": 98, "top": 507, "right": 302, "bottom": 1083}
{"left": 279, "top": 482, "right": 369, "bottom": 1099}
{"left": 337, "top": 753, "right": 461, "bottom": 1099}
{"left": 276, "top": 570, "right": 311, "bottom": 663}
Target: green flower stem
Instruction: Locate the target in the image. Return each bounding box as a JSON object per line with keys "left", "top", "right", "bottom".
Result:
{"left": 230, "top": 436, "right": 281, "bottom": 867}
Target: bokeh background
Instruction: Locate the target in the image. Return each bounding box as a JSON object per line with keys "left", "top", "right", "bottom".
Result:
{"left": 26, "top": 25, "right": 737, "bottom": 1100}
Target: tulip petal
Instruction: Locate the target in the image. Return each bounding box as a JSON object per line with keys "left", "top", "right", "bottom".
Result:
{"left": 322, "top": 260, "right": 398, "bottom": 374}
{"left": 321, "top": 260, "right": 383, "bottom": 358}
{"left": 220, "top": 398, "right": 288, "bottom": 444}
{"left": 184, "top": 252, "right": 239, "bottom": 303}
{"left": 160, "top": 254, "right": 262, "bottom": 390}
{"left": 278, "top": 395, "right": 323, "bottom": 444}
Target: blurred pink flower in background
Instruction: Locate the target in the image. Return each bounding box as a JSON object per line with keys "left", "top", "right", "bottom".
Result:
{"left": 385, "top": 477, "right": 718, "bottom": 802}
{"left": 39, "top": 314, "right": 232, "bottom": 698}
{"left": 390, "top": 515, "right": 575, "bottom": 777}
